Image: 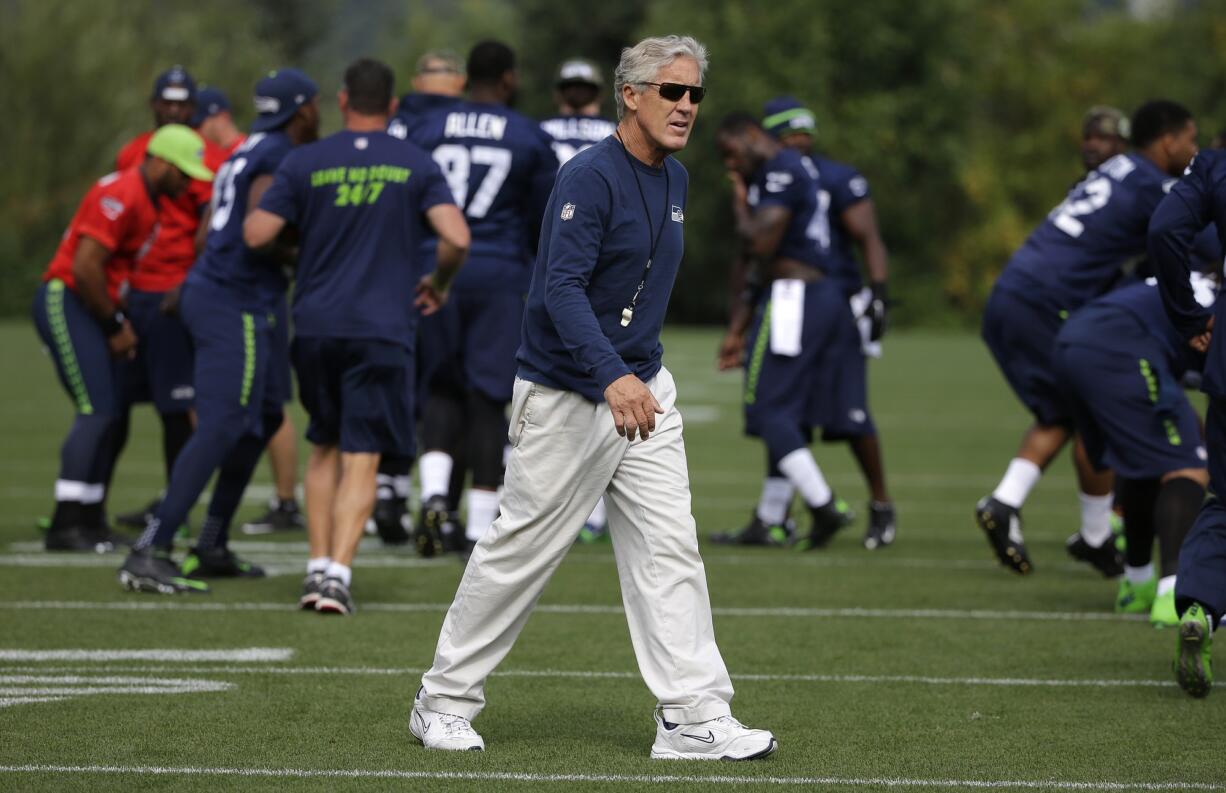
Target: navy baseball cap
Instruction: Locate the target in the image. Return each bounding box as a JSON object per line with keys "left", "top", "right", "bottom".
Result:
{"left": 762, "top": 96, "right": 816, "bottom": 138}
{"left": 251, "top": 68, "right": 318, "bottom": 132}
{"left": 190, "top": 87, "right": 231, "bottom": 127}
{"left": 152, "top": 66, "right": 197, "bottom": 103}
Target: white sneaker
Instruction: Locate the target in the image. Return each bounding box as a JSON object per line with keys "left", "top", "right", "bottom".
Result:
{"left": 409, "top": 694, "right": 485, "bottom": 751}
{"left": 650, "top": 711, "right": 777, "bottom": 760}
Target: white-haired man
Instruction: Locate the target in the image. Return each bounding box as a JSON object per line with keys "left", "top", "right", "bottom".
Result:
{"left": 408, "top": 35, "right": 778, "bottom": 761}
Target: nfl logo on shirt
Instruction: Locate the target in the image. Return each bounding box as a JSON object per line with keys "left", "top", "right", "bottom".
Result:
{"left": 671, "top": 205, "right": 684, "bottom": 223}
{"left": 560, "top": 202, "right": 575, "bottom": 221}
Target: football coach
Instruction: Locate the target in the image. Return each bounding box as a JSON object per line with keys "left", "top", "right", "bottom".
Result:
{"left": 408, "top": 34, "right": 778, "bottom": 761}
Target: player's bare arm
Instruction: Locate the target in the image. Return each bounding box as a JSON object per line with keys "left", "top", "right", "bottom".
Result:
{"left": 414, "top": 204, "right": 470, "bottom": 315}
{"left": 242, "top": 208, "right": 287, "bottom": 250}
{"left": 718, "top": 252, "right": 754, "bottom": 371}
{"left": 71, "top": 235, "right": 136, "bottom": 358}
{"left": 841, "top": 199, "right": 889, "bottom": 285}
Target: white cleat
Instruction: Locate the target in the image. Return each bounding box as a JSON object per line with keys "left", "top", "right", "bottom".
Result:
{"left": 409, "top": 695, "right": 485, "bottom": 751}
{"left": 650, "top": 711, "right": 778, "bottom": 761}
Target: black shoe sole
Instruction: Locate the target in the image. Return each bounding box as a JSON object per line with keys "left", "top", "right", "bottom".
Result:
{"left": 1176, "top": 620, "right": 1212, "bottom": 698}
{"left": 118, "top": 570, "right": 181, "bottom": 595}
{"left": 975, "top": 504, "right": 1032, "bottom": 575}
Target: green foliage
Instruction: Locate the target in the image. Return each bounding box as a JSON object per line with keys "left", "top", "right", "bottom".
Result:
{"left": 2, "top": 0, "right": 1223, "bottom": 323}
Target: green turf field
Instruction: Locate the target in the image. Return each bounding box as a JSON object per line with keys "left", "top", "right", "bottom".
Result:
{"left": 0, "top": 320, "right": 1221, "bottom": 792}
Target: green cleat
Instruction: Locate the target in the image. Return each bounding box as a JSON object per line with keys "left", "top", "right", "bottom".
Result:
{"left": 1150, "top": 588, "right": 1179, "bottom": 628}
{"left": 1115, "top": 577, "right": 1156, "bottom": 614}
{"left": 1110, "top": 513, "right": 1126, "bottom": 554}
{"left": 1174, "top": 603, "right": 1214, "bottom": 698}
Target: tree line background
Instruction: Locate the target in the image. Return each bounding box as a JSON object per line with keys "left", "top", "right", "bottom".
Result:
{"left": 2, "top": 0, "right": 1223, "bottom": 325}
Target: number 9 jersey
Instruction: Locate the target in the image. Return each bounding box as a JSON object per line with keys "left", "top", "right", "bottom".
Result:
{"left": 997, "top": 152, "right": 1174, "bottom": 313}
{"left": 191, "top": 131, "right": 294, "bottom": 310}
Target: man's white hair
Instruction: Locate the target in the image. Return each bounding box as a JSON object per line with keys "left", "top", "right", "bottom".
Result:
{"left": 614, "top": 35, "right": 708, "bottom": 120}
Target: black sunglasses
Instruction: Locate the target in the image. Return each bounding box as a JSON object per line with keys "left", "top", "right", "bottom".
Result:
{"left": 642, "top": 82, "right": 705, "bottom": 104}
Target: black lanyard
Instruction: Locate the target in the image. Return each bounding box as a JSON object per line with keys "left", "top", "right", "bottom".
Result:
{"left": 616, "top": 132, "right": 671, "bottom": 327}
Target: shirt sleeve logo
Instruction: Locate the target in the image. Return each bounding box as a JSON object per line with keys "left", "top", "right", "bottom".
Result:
{"left": 560, "top": 202, "right": 575, "bottom": 220}
{"left": 99, "top": 196, "right": 125, "bottom": 221}
{"left": 848, "top": 176, "right": 869, "bottom": 197}
{"left": 671, "top": 205, "right": 684, "bottom": 223}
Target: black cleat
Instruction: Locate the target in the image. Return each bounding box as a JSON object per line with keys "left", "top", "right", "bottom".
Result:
{"left": 299, "top": 571, "right": 326, "bottom": 610}
{"left": 794, "top": 498, "right": 852, "bottom": 550}
{"left": 118, "top": 547, "right": 209, "bottom": 594}
{"left": 416, "top": 495, "right": 447, "bottom": 558}
{"left": 863, "top": 501, "right": 897, "bottom": 550}
{"left": 711, "top": 514, "right": 794, "bottom": 547}
{"left": 371, "top": 497, "right": 412, "bottom": 546}
{"left": 1065, "top": 532, "right": 1124, "bottom": 578}
{"left": 976, "top": 495, "right": 1033, "bottom": 575}
{"left": 181, "top": 546, "right": 266, "bottom": 578}
{"left": 441, "top": 510, "right": 467, "bottom": 554}
{"left": 241, "top": 500, "right": 305, "bottom": 535}
{"left": 45, "top": 526, "right": 115, "bottom": 554}
{"left": 315, "top": 576, "right": 355, "bottom": 615}
{"left": 116, "top": 498, "right": 161, "bottom": 529}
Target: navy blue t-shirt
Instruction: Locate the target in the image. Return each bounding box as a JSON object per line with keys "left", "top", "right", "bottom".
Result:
{"left": 746, "top": 148, "right": 820, "bottom": 269}
{"left": 806, "top": 154, "right": 871, "bottom": 295}
{"left": 1061, "top": 279, "right": 1203, "bottom": 376}
{"left": 191, "top": 131, "right": 293, "bottom": 309}
{"left": 998, "top": 152, "right": 1173, "bottom": 311}
{"left": 408, "top": 101, "right": 558, "bottom": 291}
{"left": 517, "top": 135, "right": 688, "bottom": 402}
{"left": 539, "top": 114, "right": 617, "bottom": 166}
{"left": 387, "top": 93, "right": 462, "bottom": 141}
{"left": 1152, "top": 149, "right": 1226, "bottom": 396}
{"left": 258, "top": 130, "right": 455, "bottom": 347}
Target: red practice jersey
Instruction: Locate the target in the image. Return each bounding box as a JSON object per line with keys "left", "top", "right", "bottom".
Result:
{"left": 42, "top": 167, "right": 160, "bottom": 302}
{"left": 116, "top": 131, "right": 213, "bottom": 292}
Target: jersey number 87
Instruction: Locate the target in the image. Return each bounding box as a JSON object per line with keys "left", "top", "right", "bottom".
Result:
{"left": 433, "top": 144, "right": 511, "bottom": 219}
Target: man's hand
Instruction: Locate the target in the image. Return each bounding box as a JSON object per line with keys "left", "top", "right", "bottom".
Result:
{"left": 604, "top": 374, "right": 664, "bottom": 441}
{"left": 1190, "top": 316, "right": 1214, "bottom": 354}
{"left": 414, "top": 274, "right": 448, "bottom": 316}
{"left": 159, "top": 285, "right": 182, "bottom": 316}
{"left": 866, "top": 281, "right": 888, "bottom": 341}
{"left": 108, "top": 321, "right": 138, "bottom": 359}
{"left": 717, "top": 330, "right": 745, "bottom": 371}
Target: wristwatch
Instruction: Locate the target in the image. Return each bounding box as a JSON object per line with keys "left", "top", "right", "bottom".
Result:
{"left": 103, "top": 310, "right": 126, "bottom": 337}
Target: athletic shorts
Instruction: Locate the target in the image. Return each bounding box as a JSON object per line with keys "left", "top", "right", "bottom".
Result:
{"left": 981, "top": 284, "right": 1071, "bottom": 426}
{"left": 123, "top": 287, "right": 196, "bottom": 413}
{"left": 179, "top": 278, "right": 281, "bottom": 439}
{"left": 1054, "top": 312, "right": 1205, "bottom": 479}
{"left": 419, "top": 281, "right": 525, "bottom": 404}
{"left": 292, "top": 336, "right": 415, "bottom": 456}
{"left": 743, "top": 278, "right": 869, "bottom": 438}
{"left": 266, "top": 295, "right": 293, "bottom": 405}
{"left": 31, "top": 279, "right": 125, "bottom": 418}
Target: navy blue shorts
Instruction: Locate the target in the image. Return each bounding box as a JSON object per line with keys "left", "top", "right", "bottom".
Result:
{"left": 123, "top": 287, "right": 195, "bottom": 414}
{"left": 806, "top": 315, "right": 876, "bottom": 441}
{"left": 267, "top": 296, "right": 293, "bottom": 405}
{"left": 982, "top": 285, "right": 1070, "bottom": 426}
{"left": 419, "top": 281, "right": 524, "bottom": 404}
{"left": 32, "top": 279, "right": 125, "bottom": 418}
{"left": 1054, "top": 320, "right": 1205, "bottom": 479}
{"left": 292, "top": 336, "right": 415, "bottom": 456}
{"left": 180, "top": 279, "right": 281, "bottom": 438}
{"left": 744, "top": 279, "right": 866, "bottom": 439}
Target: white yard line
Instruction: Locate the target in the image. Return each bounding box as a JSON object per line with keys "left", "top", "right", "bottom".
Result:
{"left": 6, "top": 600, "right": 1147, "bottom": 622}
{"left": 0, "top": 763, "right": 1218, "bottom": 789}
{"left": 0, "top": 664, "right": 1175, "bottom": 689}
{"left": 0, "top": 648, "right": 293, "bottom": 662}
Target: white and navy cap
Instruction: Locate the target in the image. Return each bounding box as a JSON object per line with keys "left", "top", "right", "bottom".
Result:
{"left": 151, "top": 65, "right": 197, "bottom": 103}
{"left": 251, "top": 68, "right": 318, "bottom": 132}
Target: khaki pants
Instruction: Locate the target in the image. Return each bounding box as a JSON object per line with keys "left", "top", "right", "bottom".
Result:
{"left": 419, "top": 367, "right": 735, "bottom": 724}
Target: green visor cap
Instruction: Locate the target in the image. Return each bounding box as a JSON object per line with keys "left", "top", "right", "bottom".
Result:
{"left": 146, "top": 124, "right": 214, "bottom": 181}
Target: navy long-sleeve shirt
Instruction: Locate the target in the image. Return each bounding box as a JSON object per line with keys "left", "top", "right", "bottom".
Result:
{"left": 1151, "top": 149, "right": 1226, "bottom": 396}
{"left": 517, "top": 135, "right": 688, "bottom": 402}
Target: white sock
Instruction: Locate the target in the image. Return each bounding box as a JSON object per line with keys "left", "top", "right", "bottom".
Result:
{"left": 324, "top": 561, "right": 352, "bottom": 587}
{"left": 755, "top": 477, "right": 794, "bottom": 524}
{"left": 1157, "top": 574, "right": 1176, "bottom": 597}
{"left": 375, "top": 473, "right": 396, "bottom": 501}
{"left": 393, "top": 475, "right": 412, "bottom": 500}
{"left": 1077, "top": 492, "right": 1114, "bottom": 547}
{"left": 992, "top": 458, "right": 1041, "bottom": 509}
{"left": 777, "top": 449, "right": 832, "bottom": 508}
{"left": 307, "top": 556, "right": 331, "bottom": 574}
{"left": 1125, "top": 563, "right": 1154, "bottom": 585}
{"left": 586, "top": 497, "right": 608, "bottom": 530}
{"left": 419, "top": 451, "right": 453, "bottom": 501}
{"left": 466, "top": 489, "right": 500, "bottom": 542}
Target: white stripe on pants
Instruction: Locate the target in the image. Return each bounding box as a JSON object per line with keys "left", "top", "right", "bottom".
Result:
{"left": 419, "top": 366, "right": 734, "bottom": 724}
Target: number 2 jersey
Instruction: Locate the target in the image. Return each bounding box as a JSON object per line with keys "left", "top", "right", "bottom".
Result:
{"left": 995, "top": 152, "right": 1173, "bottom": 312}
{"left": 190, "top": 131, "right": 294, "bottom": 311}
{"left": 407, "top": 101, "right": 558, "bottom": 291}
